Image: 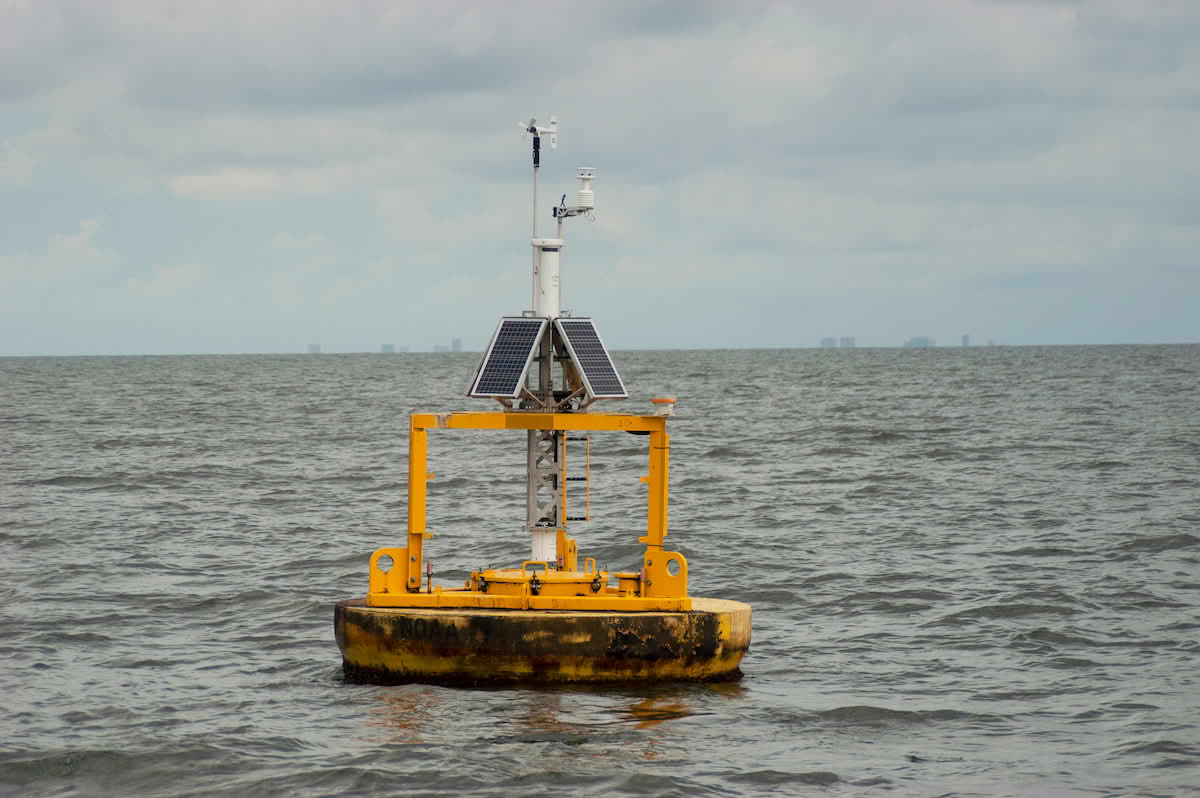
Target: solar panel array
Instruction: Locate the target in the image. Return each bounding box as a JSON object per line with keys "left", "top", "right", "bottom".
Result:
{"left": 468, "top": 318, "right": 548, "bottom": 398}
{"left": 555, "top": 318, "right": 627, "bottom": 399}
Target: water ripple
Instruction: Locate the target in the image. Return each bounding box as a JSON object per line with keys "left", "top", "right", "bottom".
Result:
{"left": 1, "top": 345, "right": 1198, "bottom": 797}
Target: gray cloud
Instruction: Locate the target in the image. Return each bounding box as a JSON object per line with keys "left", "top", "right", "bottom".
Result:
{"left": 1, "top": 0, "right": 1197, "bottom": 354}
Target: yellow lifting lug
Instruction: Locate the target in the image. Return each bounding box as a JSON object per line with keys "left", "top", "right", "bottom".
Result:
{"left": 643, "top": 551, "right": 688, "bottom": 598}
{"left": 367, "top": 547, "right": 409, "bottom": 597}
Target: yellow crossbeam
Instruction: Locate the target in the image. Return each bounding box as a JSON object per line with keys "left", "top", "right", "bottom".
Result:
{"left": 411, "top": 411, "right": 666, "bottom": 433}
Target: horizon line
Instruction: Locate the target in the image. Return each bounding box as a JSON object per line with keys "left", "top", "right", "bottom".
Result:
{"left": 3, "top": 341, "right": 1198, "bottom": 358}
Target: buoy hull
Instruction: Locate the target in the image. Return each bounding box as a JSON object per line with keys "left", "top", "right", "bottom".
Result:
{"left": 335, "top": 597, "right": 751, "bottom": 684}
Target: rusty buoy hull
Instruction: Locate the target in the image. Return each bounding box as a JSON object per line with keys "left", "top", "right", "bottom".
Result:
{"left": 335, "top": 597, "right": 751, "bottom": 684}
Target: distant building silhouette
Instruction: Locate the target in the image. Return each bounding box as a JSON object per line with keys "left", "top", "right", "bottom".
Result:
{"left": 381, "top": 344, "right": 395, "bottom": 353}
{"left": 452, "top": 337, "right": 463, "bottom": 353}
{"left": 839, "top": 336, "right": 856, "bottom": 349}
{"left": 307, "top": 343, "right": 321, "bottom": 354}
{"left": 820, "top": 337, "right": 836, "bottom": 349}
{"left": 434, "top": 344, "right": 450, "bottom": 353}
{"left": 903, "top": 336, "right": 934, "bottom": 348}
{"left": 961, "top": 335, "right": 970, "bottom": 347}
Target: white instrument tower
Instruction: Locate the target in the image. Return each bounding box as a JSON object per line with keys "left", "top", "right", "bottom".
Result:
{"left": 467, "top": 117, "right": 624, "bottom": 561}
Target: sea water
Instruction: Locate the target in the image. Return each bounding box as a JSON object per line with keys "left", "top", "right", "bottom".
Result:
{"left": 2, "top": 346, "right": 1198, "bottom": 796}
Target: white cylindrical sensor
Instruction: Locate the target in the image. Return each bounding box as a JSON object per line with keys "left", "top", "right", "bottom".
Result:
{"left": 531, "top": 528, "right": 557, "bottom": 562}
{"left": 532, "top": 237, "right": 562, "bottom": 319}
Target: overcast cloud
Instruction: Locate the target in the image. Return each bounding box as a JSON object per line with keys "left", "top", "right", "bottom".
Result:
{"left": 1, "top": 0, "right": 1197, "bottom": 354}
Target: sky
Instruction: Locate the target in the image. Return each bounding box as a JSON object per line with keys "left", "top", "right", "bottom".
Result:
{"left": 1, "top": 0, "right": 1197, "bottom": 355}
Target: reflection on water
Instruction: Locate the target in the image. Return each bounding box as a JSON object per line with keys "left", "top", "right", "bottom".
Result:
{"left": 627, "top": 697, "right": 693, "bottom": 730}
{"left": 358, "top": 682, "right": 736, "bottom": 761}
{"left": 514, "top": 690, "right": 574, "bottom": 741}
{"left": 364, "top": 686, "right": 441, "bottom": 745}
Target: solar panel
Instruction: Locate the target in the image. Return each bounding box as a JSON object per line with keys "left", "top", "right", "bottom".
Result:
{"left": 555, "top": 318, "right": 627, "bottom": 399}
{"left": 468, "top": 318, "right": 548, "bottom": 398}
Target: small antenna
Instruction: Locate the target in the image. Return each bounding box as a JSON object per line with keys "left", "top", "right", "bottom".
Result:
{"left": 523, "top": 115, "right": 559, "bottom": 308}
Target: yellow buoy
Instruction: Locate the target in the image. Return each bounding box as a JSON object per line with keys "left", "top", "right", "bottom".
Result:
{"left": 334, "top": 117, "right": 751, "bottom": 683}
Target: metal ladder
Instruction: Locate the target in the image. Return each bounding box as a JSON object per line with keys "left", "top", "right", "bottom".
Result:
{"left": 562, "top": 434, "right": 591, "bottom": 523}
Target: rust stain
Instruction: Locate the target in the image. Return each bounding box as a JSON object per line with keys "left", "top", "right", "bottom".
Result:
{"left": 334, "top": 598, "right": 750, "bottom": 685}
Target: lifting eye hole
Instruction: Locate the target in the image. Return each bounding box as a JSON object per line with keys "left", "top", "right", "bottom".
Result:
{"left": 666, "top": 558, "right": 680, "bottom": 577}
{"left": 377, "top": 555, "right": 394, "bottom": 573}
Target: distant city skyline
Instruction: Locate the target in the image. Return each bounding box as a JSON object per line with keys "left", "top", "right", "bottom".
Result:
{"left": 46, "top": 335, "right": 1194, "bottom": 357}
{"left": 283, "top": 334, "right": 1048, "bottom": 355}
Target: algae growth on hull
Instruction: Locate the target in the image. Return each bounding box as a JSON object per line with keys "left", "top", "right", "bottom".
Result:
{"left": 336, "top": 597, "right": 751, "bottom": 684}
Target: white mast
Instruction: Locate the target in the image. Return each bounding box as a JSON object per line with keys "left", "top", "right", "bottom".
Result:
{"left": 517, "top": 117, "right": 606, "bottom": 564}
{"left": 523, "top": 116, "right": 558, "bottom": 315}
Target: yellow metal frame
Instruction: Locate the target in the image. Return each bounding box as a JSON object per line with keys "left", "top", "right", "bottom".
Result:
{"left": 365, "top": 411, "right": 691, "bottom": 611}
